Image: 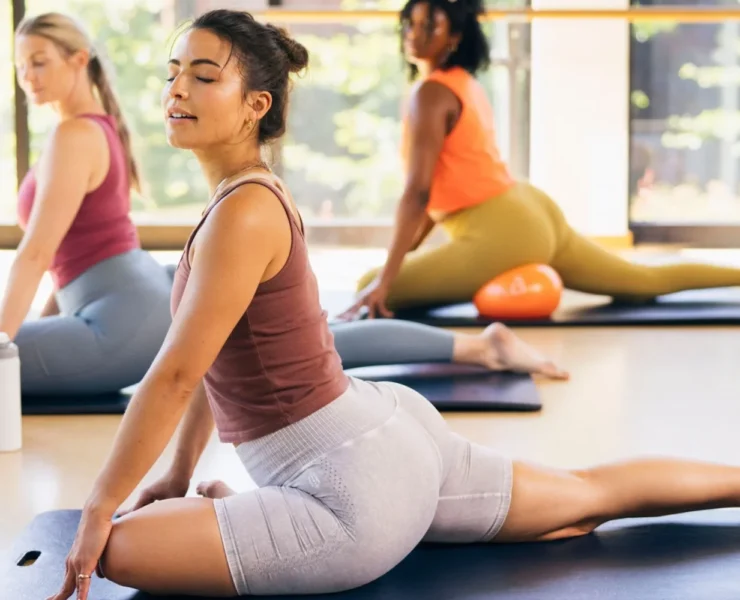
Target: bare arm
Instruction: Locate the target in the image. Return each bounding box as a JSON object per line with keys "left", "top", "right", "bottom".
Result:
{"left": 84, "top": 184, "right": 287, "bottom": 518}
{"left": 379, "top": 82, "right": 455, "bottom": 287}
{"left": 409, "top": 214, "right": 437, "bottom": 252}
{"left": 117, "top": 382, "right": 213, "bottom": 516}
{"left": 0, "top": 119, "right": 104, "bottom": 338}
{"left": 168, "top": 381, "right": 214, "bottom": 483}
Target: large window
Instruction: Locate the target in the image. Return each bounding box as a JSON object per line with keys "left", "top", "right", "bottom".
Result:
{"left": 630, "top": 0, "right": 740, "bottom": 232}
{"left": 12, "top": 0, "right": 530, "bottom": 235}
{"left": 0, "top": 0, "right": 15, "bottom": 223}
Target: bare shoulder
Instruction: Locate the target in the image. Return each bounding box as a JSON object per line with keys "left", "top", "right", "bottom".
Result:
{"left": 45, "top": 117, "right": 107, "bottom": 158}
{"left": 411, "top": 80, "right": 459, "bottom": 114}
{"left": 199, "top": 179, "right": 293, "bottom": 249}
{"left": 52, "top": 116, "right": 106, "bottom": 143}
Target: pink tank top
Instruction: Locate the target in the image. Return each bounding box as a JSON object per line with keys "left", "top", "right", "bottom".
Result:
{"left": 16, "top": 114, "right": 140, "bottom": 289}
{"left": 170, "top": 173, "right": 349, "bottom": 444}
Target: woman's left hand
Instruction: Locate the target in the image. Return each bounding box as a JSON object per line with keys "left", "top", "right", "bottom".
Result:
{"left": 47, "top": 507, "right": 114, "bottom": 600}
{"left": 338, "top": 277, "right": 394, "bottom": 321}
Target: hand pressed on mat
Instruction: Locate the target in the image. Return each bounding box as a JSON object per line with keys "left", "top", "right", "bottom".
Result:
{"left": 46, "top": 508, "right": 112, "bottom": 600}
{"left": 338, "top": 276, "right": 395, "bottom": 321}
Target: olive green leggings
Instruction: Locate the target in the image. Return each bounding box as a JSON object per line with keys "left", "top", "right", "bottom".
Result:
{"left": 358, "top": 182, "right": 740, "bottom": 310}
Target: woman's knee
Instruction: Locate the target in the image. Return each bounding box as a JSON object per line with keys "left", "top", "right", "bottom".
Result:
{"left": 99, "top": 498, "right": 234, "bottom": 595}
{"left": 538, "top": 468, "right": 608, "bottom": 540}
{"left": 425, "top": 438, "right": 513, "bottom": 544}
{"left": 99, "top": 515, "right": 138, "bottom": 587}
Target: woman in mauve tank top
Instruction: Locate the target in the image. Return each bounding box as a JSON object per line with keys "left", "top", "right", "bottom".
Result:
{"left": 7, "top": 13, "right": 172, "bottom": 398}
{"left": 345, "top": 0, "right": 740, "bottom": 319}
{"left": 53, "top": 8, "right": 740, "bottom": 600}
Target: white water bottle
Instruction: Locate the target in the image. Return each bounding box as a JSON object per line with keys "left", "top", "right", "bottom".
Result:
{"left": 0, "top": 332, "right": 21, "bottom": 452}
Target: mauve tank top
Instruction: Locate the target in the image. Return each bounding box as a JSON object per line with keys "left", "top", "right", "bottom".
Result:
{"left": 170, "top": 172, "right": 349, "bottom": 444}
{"left": 16, "top": 114, "right": 140, "bottom": 289}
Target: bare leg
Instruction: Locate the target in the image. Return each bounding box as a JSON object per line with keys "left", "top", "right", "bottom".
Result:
{"left": 100, "top": 498, "right": 235, "bottom": 596}
{"left": 496, "top": 458, "right": 740, "bottom": 543}
{"left": 453, "top": 323, "right": 569, "bottom": 380}
{"left": 332, "top": 320, "right": 568, "bottom": 380}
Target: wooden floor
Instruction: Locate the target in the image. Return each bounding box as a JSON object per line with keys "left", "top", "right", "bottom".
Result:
{"left": 3, "top": 324, "right": 740, "bottom": 564}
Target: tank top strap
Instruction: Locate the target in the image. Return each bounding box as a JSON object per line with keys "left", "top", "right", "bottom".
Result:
{"left": 182, "top": 171, "right": 304, "bottom": 269}
{"left": 77, "top": 113, "right": 117, "bottom": 135}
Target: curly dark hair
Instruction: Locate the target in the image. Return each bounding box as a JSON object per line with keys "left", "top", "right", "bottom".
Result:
{"left": 400, "top": 0, "right": 491, "bottom": 80}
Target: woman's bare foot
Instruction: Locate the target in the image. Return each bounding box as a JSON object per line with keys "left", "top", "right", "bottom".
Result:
{"left": 480, "top": 323, "right": 569, "bottom": 380}
{"left": 196, "top": 480, "right": 236, "bottom": 499}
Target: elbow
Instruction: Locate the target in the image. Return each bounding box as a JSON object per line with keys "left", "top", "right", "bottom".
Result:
{"left": 154, "top": 364, "right": 203, "bottom": 403}
{"left": 16, "top": 244, "right": 54, "bottom": 274}
{"left": 402, "top": 186, "right": 431, "bottom": 211}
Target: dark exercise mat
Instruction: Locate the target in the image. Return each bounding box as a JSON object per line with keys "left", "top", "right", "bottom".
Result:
{"left": 7, "top": 509, "right": 740, "bottom": 600}
{"left": 392, "top": 287, "right": 740, "bottom": 327}
{"left": 22, "top": 390, "right": 133, "bottom": 416}
{"left": 346, "top": 363, "right": 541, "bottom": 411}
{"left": 20, "top": 365, "right": 539, "bottom": 415}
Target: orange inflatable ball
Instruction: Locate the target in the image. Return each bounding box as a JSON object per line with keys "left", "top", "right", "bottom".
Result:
{"left": 473, "top": 264, "right": 563, "bottom": 320}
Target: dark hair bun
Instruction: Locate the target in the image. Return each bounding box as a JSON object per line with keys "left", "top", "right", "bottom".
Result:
{"left": 267, "top": 24, "right": 309, "bottom": 73}
{"left": 190, "top": 9, "right": 310, "bottom": 144}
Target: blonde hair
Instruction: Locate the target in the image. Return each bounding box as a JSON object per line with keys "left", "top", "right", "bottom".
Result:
{"left": 16, "top": 12, "right": 141, "bottom": 193}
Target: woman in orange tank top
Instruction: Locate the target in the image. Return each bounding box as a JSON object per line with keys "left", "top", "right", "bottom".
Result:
{"left": 341, "top": 0, "right": 740, "bottom": 318}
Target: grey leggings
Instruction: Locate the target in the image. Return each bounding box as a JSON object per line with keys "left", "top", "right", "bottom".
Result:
{"left": 16, "top": 258, "right": 453, "bottom": 396}
{"left": 330, "top": 319, "right": 455, "bottom": 369}
{"left": 17, "top": 250, "right": 173, "bottom": 396}
{"left": 216, "top": 376, "right": 512, "bottom": 595}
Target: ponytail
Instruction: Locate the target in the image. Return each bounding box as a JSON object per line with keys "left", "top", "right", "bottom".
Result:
{"left": 88, "top": 55, "right": 142, "bottom": 193}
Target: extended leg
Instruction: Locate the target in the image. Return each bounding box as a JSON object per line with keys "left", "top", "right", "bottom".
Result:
{"left": 421, "top": 423, "right": 740, "bottom": 544}
{"left": 496, "top": 458, "right": 740, "bottom": 542}
{"left": 552, "top": 229, "right": 740, "bottom": 300}
{"left": 330, "top": 320, "right": 567, "bottom": 379}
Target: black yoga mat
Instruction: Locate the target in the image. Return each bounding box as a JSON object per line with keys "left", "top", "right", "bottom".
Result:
{"left": 323, "top": 287, "right": 740, "bottom": 328}
{"left": 346, "top": 363, "right": 541, "bottom": 411}
{"left": 8, "top": 508, "right": 740, "bottom": 599}
{"left": 22, "top": 390, "right": 133, "bottom": 416}
{"left": 20, "top": 364, "right": 540, "bottom": 415}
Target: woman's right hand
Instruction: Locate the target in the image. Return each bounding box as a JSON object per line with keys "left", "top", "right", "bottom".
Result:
{"left": 116, "top": 472, "right": 190, "bottom": 517}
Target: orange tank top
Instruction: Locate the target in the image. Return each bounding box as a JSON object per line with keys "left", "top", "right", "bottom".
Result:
{"left": 401, "top": 67, "right": 515, "bottom": 214}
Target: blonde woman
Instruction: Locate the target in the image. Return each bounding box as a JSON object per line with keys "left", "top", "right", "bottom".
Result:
{"left": 7, "top": 13, "right": 172, "bottom": 397}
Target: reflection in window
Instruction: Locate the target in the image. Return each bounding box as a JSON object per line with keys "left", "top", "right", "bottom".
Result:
{"left": 630, "top": 0, "right": 740, "bottom": 224}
